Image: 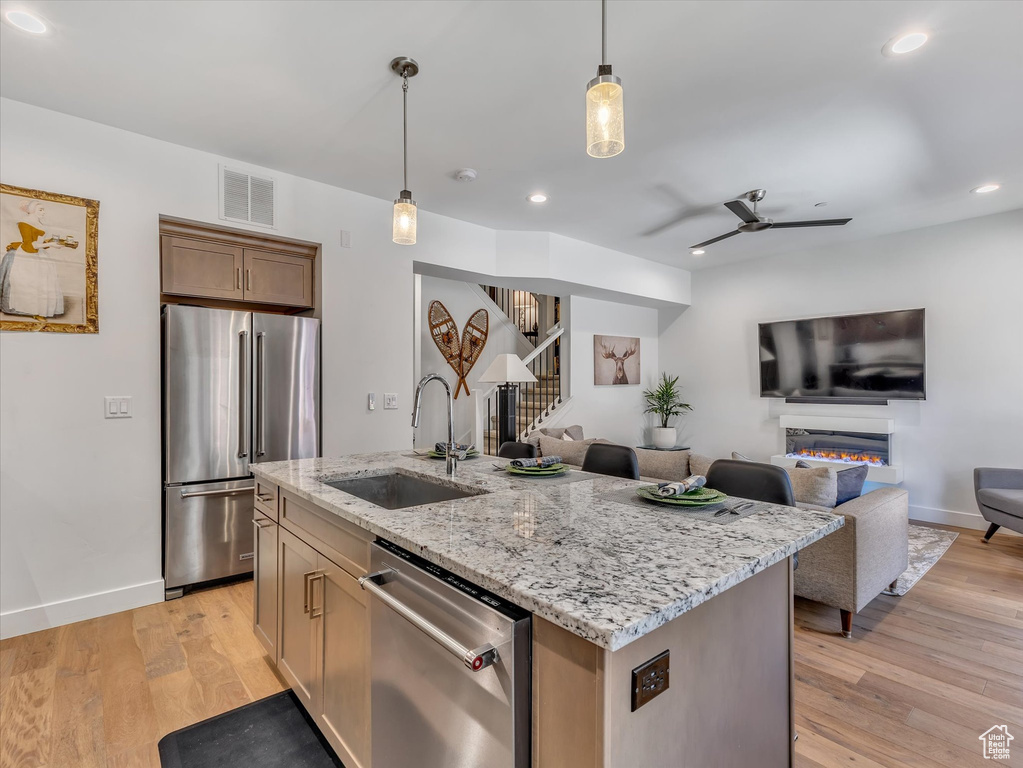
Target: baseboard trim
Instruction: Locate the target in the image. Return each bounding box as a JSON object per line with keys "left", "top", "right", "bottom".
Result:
{"left": 909, "top": 504, "right": 1021, "bottom": 536}
{"left": 0, "top": 578, "right": 165, "bottom": 640}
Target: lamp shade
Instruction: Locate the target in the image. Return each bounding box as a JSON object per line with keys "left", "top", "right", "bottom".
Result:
{"left": 478, "top": 354, "right": 537, "bottom": 384}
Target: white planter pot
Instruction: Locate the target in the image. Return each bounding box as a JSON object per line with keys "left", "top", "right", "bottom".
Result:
{"left": 652, "top": 427, "right": 677, "bottom": 450}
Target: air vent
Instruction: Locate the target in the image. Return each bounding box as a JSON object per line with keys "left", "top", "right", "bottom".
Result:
{"left": 219, "top": 165, "right": 276, "bottom": 228}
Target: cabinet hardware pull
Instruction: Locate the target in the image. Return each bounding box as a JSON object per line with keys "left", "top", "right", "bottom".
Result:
{"left": 246, "top": 269, "right": 252, "bottom": 291}
{"left": 310, "top": 573, "right": 325, "bottom": 618}
{"left": 257, "top": 492, "right": 273, "bottom": 502}
{"left": 236, "top": 267, "right": 242, "bottom": 290}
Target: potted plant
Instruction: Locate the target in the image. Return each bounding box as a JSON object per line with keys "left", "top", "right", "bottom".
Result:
{"left": 643, "top": 373, "right": 692, "bottom": 449}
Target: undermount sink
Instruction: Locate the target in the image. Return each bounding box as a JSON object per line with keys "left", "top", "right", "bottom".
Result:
{"left": 324, "top": 471, "right": 486, "bottom": 510}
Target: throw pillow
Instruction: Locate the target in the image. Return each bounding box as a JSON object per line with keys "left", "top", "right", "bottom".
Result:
{"left": 563, "top": 432, "right": 575, "bottom": 441}
{"left": 785, "top": 465, "right": 838, "bottom": 508}
{"left": 634, "top": 448, "right": 691, "bottom": 482}
{"left": 564, "top": 425, "right": 585, "bottom": 441}
{"left": 795, "top": 460, "right": 869, "bottom": 505}
{"left": 688, "top": 452, "right": 714, "bottom": 477}
{"left": 731, "top": 451, "right": 754, "bottom": 462}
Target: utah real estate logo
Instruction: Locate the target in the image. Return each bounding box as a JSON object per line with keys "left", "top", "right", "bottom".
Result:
{"left": 979, "top": 725, "right": 1014, "bottom": 760}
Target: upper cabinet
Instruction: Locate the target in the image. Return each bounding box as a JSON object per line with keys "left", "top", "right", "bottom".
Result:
{"left": 161, "top": 236, "right": 244, "bottom": 301}
{"left": 243, "top": 248, "right": 314, "bottom": 308}
{"left": 160, "top": 219, "right": 316, "bottom": 310}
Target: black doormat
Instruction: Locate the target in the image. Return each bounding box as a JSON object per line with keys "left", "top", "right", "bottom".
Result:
{"left": 158, "top": 690, "right": 344, "bottom": 768}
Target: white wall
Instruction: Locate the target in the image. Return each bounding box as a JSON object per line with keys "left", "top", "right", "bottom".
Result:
{"left": 659, "top": 210, "right": 1023, "bottom": 528}
{"left": 565, "top": 296, "right": 661, "bottom": 447}
{"left": 415, "top": 276, "right": 531, "bottom": 447}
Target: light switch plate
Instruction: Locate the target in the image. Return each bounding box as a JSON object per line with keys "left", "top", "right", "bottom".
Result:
{"left": 340, "top": 229, "right": 352, "bottom": 248}
{"left": 368, "top": 393, "right": 376, "bottom": 411}
{"left": 104, "top": 396, "right": 133, "bottom": 419}
{"left": 384, "top": 393, "right": 398, "bottom": 410}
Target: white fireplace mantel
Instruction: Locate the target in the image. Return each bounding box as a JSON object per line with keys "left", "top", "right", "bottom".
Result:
{"left": 778, "top": 415, "right": 895, "bottom": 435}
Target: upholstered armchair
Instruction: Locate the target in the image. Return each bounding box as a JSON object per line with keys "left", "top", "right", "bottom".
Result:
{"left": 975, "top": 468, "right": 1023, "bottom": 540}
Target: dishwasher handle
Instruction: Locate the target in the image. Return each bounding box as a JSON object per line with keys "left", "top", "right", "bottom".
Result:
{"left": 359, "top": 568, "right": 499, "bottom": 672}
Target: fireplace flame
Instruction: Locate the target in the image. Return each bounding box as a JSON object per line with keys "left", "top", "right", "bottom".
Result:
{"left": 786, "top": 449, "right": 886, "bottom": 466}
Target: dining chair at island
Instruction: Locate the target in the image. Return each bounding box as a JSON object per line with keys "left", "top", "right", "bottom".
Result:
{"left": 479, "top": 353, "right": 538, "bottom": 447}
{"left": 498, "top": 441, "right": 537, "bottom": 460}
{"left": 582, "top": 443, "right": 640, "bottom": 480}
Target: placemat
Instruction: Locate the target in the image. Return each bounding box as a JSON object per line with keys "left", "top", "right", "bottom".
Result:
{"left": 603, "top": 486, "right": 766, "bottom": 525}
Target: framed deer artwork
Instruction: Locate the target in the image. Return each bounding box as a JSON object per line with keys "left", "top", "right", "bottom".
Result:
{"left": 594, "top": 335, "right": 640, "bottom": 386}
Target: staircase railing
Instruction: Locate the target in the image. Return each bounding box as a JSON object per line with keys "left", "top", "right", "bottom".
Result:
{"left": 476, "top": 326, "right": 565, "bottom": 455}
{"left": 482, "top": 286, "right": 541, "bottom": 345}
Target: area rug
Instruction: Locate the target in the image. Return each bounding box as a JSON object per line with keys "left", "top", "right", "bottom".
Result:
{"left": 882, "top": 525, "right": 958, "bottom": 596}
{"left": 158, "top": 690, "right": 342, "bottom": 768}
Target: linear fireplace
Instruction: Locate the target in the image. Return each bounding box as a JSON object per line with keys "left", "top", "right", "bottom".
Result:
{"left": 770, "top": 415, "right": 903, "bottom": 484}
{"left": 785, "top": 428, "right": 889, "bottom": 466}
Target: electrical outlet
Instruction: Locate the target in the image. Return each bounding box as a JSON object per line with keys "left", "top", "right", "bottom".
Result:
{"left": 104, "top": 396, "right": 133, "bottom": 419}
{"left": 384, "top": 393, "right": 398, "bottom": 410}
{"left": 631, "top": 650, "right": 669, "bottom": 711}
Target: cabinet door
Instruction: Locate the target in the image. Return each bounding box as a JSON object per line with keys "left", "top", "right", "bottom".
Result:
{"left": 317, "top": 556, "right": 371, "bottom": 768}
{"left": 243, "top": 249, "right": 313, "bottom": 307}
{"left": 161, "top": 236, "right": 244, "bottom": 300}
{"left": 252, "top": 513, "right": 279, "bottom": 662}
{"left": 278, "top": 528, "right": 321, "bottom": 711}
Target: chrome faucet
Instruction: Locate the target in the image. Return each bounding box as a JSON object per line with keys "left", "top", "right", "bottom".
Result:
{"left": 412, "top": 374, "right": 464, "bottom": 476}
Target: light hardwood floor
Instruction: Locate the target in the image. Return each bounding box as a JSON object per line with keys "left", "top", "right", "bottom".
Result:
{"left": 1, "top": 525, "right": 1020, "bottom": 768}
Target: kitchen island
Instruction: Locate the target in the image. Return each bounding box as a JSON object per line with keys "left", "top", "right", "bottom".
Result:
{"left": 250, "top": 451, "right": 843, "bottom": 768}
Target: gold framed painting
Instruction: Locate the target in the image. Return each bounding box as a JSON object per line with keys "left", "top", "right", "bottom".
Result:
{"left": 0, "top": 183, "right": 99, "bottom": 333}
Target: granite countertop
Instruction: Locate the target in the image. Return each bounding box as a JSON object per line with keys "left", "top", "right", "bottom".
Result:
{"left": 252, "top": 451, "right": 843, "bottom": 651}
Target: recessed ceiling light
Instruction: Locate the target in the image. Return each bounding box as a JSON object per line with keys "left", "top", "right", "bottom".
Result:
{"left": 4, "top": 10, "right": 48, "bottom": 34}
{"left": 883, "top": 31, "right": 928, "bottom": 57}
{"left": 691, "top": 249, "right": 705, "bottom": 256}
{"left": 971, "top": 184, "right": 1000, "bottom": 194}
{"left": 528, "top": 193, "right": 548, "bottom": 204}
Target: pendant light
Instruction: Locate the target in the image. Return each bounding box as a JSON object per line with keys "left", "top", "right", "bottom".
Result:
{"left": 391, "top": 56, "right": 419, "bottom": 245}
{"left": 585, "top": 0, "right": 624, "bottom": 158}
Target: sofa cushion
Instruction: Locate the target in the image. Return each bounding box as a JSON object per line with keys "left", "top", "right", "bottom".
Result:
{"left": 978, "top": 488, "right": 1023, "bottom": 518}
{"left": 689, "top": 452, "right": 714, "bottom": 477}
{"left": 537, "top": 435, "right": 608, "bottom": 466}
{"left": 795, "top": 460, "right": 869, "bottom": 505}
{"left": 633, "top": 448, "right": 691, "bottom": 482}
{"left": 524, "top": 424, "right": 584, "bottom": 447}
{"left": 786, "top": 466, "right": 838, "bottom": 508}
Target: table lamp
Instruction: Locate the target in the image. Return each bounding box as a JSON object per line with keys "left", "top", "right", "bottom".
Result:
{"left": 478, "top": 354, "right": 537, "bottom": 446}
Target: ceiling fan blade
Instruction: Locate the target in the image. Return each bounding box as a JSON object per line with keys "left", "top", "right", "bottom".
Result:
{"left": 690, "top": 230, "right": 740, "bottom": 249}
{"left": 770, "top": 218, "right": 852, "bottom": 229}
{"left": 724, "top": 199, "right": 759, "bottom": 224}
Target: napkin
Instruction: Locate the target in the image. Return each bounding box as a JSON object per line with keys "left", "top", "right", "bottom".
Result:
{"left": 434, "top": 442, "right": 474, "bottom": 455}
{"left": 656, "top": 475, "right": 707, "bottom": 497}
{"left": 511, "top": 455, "right": 562, "bottom": 469}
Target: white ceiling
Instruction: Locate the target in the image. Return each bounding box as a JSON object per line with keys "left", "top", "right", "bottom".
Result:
{"left": 2, "top": 0, "right": 1021, "bottom": 270}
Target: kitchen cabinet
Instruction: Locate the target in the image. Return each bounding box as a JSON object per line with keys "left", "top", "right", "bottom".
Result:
{"left": 278, "top": 527, "right": 320, "bottom": 711}
{"left": 252, "top": 511, "right": 279, "bottom": 661}
{"left": 318, "top": 557, "right": 371, "bottom": 768}
{"left": 243, "top": 248, "right": 314, "bottom": 308}
{"left": 161, "top": 236, "right": 244, "bottom": 300}
{"left": 261, "top": 487, "right": 372, "bottom": 768}
{"left": 159, "top": 221, "right": 315, "bottom": 309}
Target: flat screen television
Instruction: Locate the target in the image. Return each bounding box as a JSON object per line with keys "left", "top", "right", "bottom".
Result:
{"left": 759, "top": 309, "right": 925, "bottom": 402}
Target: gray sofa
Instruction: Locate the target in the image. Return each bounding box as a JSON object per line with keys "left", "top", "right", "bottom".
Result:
{"left": 975, "top": 467, "right": 1023, "bottom": 540}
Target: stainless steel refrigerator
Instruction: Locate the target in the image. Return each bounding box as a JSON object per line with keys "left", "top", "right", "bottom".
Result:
{"left": 162, "top": 304, "right": 320, "bottom": 598}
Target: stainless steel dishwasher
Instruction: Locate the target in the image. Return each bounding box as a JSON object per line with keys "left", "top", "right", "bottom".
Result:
{"left": 360, "top": 540, "right": 531, "bottom": 768}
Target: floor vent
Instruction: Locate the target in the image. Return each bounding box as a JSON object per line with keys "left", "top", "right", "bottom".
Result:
{"left": 219, "top": 165, "right": 276, "bottom": 228}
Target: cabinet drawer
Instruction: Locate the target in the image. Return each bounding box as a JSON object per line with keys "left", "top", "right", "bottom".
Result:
{"left": 280, "top": 490, "right": 372, "bottom": 579}
{"left": 254, "top": 477, "right": 279, "bottom": 521}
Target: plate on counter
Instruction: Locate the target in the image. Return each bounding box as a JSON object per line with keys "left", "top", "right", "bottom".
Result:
{"left": 635, "top": 485, "right": 727, "bottom": 507}
{"left": 506, "top": 463, "right": 567, "bottom": 477}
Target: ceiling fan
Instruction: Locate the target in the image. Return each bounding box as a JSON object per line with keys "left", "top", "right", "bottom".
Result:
{"left": 691, "top": 189, "right": 851, "bottom": 250}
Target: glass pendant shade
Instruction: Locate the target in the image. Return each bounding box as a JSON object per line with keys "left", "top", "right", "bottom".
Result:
{"left": 586, "top": 75, "right": 624, "bottom": 158}
{"left": 392, "top": 194, "right": 417, "bottom": 245}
